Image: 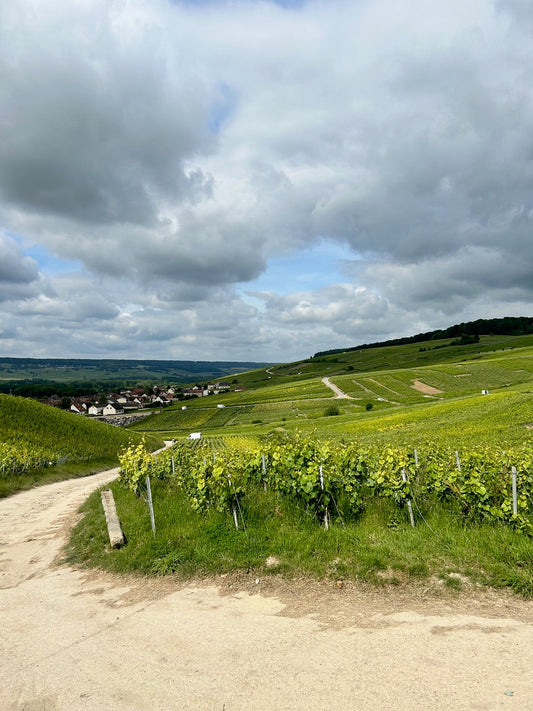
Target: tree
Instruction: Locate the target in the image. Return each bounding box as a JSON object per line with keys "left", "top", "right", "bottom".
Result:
{"left": 60, "top": 396, "right": 71, "bottom": 410}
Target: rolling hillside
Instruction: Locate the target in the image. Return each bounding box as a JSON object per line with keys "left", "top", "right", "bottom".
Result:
{"left": 2, "top": 321, "right": 532, "bottom": 497}
{"left": 129, "top": 334, "right": 533, "bottom": 449}
{"left": 0, "top": 357, "right": 271, "bottom": 392}
{"left": 0, "top": 394, "right": 162, "bottom": 496}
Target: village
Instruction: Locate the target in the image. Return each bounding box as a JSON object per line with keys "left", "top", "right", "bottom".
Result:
{"left": 41, "top": 381, "right": 247, "bottom": 420}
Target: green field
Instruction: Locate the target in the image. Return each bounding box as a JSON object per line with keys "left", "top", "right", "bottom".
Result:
{"left": 229, "top": 333, "right": 533, "bottom": 389}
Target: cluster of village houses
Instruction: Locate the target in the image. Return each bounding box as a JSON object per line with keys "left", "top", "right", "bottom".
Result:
{"left": 44, "top": 381, "right": 246, "bottom": 417}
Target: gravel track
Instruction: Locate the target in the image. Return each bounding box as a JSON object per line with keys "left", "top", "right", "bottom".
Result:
{"left": 321, "top": 376, "right": 353, "bottom": 399}
{"left": 2, "top": 468, "right": 533, "bottom": 710}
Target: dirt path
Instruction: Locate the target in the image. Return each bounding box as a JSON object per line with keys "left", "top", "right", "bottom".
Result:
{"left": 366, "top": 377, "right": 402, "bottom": 397}
{"left": 352, "top": 378, "right": 372, "bottom": 392}
{"left": 322, "top": 376, "right": 353, "bottom": 399}
{"left": 2, "top": 471, "right": 533, "bottom": 710}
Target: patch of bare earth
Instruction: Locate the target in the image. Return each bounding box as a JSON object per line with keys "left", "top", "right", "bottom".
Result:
{"left": 411, "top": 379, "right": 444, "bottom": 395}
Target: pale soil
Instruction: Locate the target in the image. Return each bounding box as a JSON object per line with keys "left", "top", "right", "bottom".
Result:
{"left": 411, "top": 379, "right": 444, "bottom": 395}
{"left": 2, "top": 469, "right": 533, "bottom": 710}
{"left": 322, "top": 376, "right": 353, "bottom": 399}
{"left": 352, "top": 378, "right": 373, "bottom": 393}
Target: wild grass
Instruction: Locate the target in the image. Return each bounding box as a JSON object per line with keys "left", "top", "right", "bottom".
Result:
{"left": 67, "top": 479, "right": 533, "bottom": 597}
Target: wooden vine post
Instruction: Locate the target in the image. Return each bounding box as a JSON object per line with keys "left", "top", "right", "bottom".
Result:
{"left": 262, "top": 454, "right": 267, "bottom": 492}
{"left": 227, "top": 474, "right": 239, "bottom": 530}
{"left": 100, "top": 489, "right": 125, "bottom": 548}
{"left": 401, "top": 468, "right": 415, "bottom": 528}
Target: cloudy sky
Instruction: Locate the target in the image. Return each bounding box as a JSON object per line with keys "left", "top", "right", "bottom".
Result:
{"left": 1, "top": 0, "right": 532, "bottom": 363}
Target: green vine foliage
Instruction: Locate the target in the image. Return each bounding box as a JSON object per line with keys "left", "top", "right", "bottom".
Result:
{"left": 118, "top": 436, "right": 533, "bottom": 532}
{"left": 0, "top": 441, "right": 58, "bottom": 475}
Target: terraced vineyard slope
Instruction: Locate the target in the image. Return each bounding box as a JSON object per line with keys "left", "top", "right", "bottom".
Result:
{"left": 129, "top": 337, "right": 533, "bottom": 450}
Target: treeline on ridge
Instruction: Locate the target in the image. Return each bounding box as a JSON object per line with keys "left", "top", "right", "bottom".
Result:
{"left": 0, "top": 357, "right": 268, "bottom": 375}
{"left": 0, "top": 380, "right": 143, "bottom": 399}
{"left": 313, "top": 316, "right": 533, "bottom": 358}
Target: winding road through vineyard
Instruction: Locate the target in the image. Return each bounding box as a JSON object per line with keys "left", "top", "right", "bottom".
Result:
{"left": 2, "top": 468, "right": 533, "bottom": 710}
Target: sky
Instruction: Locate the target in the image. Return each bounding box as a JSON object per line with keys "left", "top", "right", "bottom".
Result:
{"left": 1, "top": 0, "right": 532, "bottom": 363}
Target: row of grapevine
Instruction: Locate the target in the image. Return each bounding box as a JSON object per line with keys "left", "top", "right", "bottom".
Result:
{"left": 118, "top": 436, "right": 533, "bottom": 531}
{"left": 0, "top": 442, "right": 59, "bottom": 475}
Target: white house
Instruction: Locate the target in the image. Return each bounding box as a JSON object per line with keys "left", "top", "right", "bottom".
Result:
{"left": 88, "top": 405, "right": 103, "bottom": 416}
{"left": 208, "top": 381, "right": 231, "bottom": 393}
{"left": 183, "top": 387, "right": 207, "bottom": 398}
{"left": 103, "top": 402, "right": 124, "bottom": 416}
{"left": 151, "top": 395, "right": 171, "bottom": 406}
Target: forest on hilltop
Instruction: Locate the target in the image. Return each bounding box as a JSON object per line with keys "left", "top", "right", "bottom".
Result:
{"left": 313, "top": 316, "right": 533, "bottom": 358}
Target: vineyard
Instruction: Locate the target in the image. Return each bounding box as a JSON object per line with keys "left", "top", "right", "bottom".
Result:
{"left": 0, "top": 394, "right": 160, "bottom": 495}
{"left": 127, "top": 341, "right": 533, "bottom": 450}
{"left": 0, "top": 441, "right": 60, "bottom": 475}
{"left": 119, "top": 436, "right": 533, "bottom": 532}
{"left": 67, "top": 335, "right": 533, "bottom": 594}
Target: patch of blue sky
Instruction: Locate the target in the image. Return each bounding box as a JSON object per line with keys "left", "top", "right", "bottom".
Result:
{"left": 208, "top": 83, "right": 238, "bottom": 135}
{"left": 23, "top": 244, "right": 82, "bottom": 275}
{"left": 238, "top": 239, "right": 362, "bottom": 304}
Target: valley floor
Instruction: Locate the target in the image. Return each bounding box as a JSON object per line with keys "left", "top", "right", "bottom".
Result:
{"left": 2, "top": 469, "right": 533, "bottom": 710}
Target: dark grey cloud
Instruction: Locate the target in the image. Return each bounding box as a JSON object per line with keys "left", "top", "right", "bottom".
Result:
{"left": 0, "top": 2, "right": 214, "bottom": 227}
{"left": 0, "top": 0, "right": 531, "bottom": 360}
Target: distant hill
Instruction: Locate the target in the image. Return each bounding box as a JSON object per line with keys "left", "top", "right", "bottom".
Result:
{"left": 313, "top": 316, "right": 533, "bottom": 358}
{"left": 0, "top": 357, "right": 271, "bottom": 397}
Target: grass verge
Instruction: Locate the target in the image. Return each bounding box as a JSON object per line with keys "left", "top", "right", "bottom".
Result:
{"left": 0, "top": 433, "right": 163, "bottom": 498}
{"left": 66, "top": 479, "right": 533, "bottom": 598}
{"left": 0, "top": 458, "right": 121, "bottom": 498}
